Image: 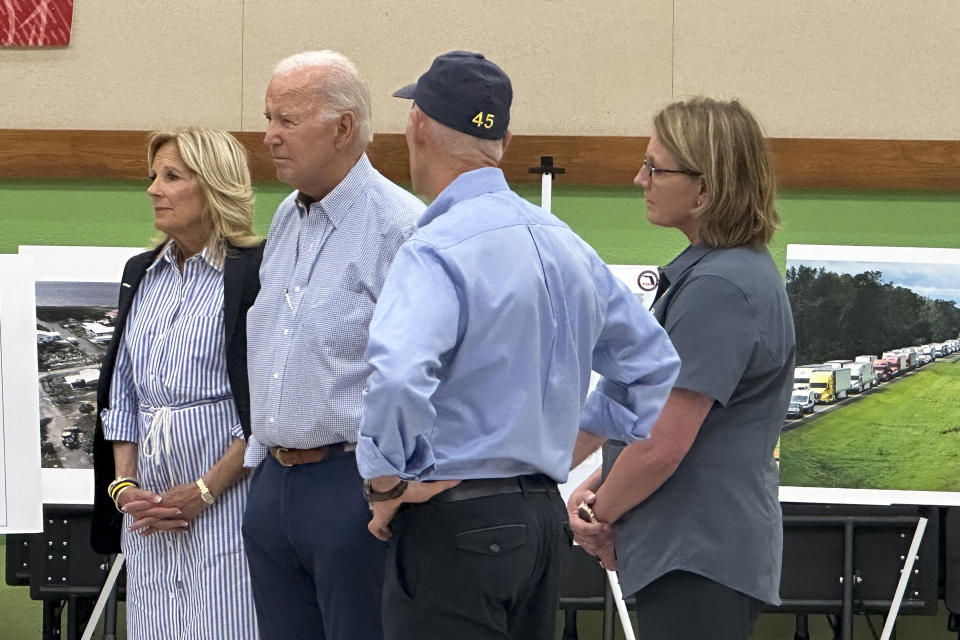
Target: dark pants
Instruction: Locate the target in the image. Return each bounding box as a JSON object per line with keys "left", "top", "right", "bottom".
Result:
{"left": 242, "top": 451, "right": 387, "bottom": 640}
{"left": 382, "top": 477, "right": 572, "bottom": 640}
{"left": 633, "top": 571, "right": 763, "bottom": 640}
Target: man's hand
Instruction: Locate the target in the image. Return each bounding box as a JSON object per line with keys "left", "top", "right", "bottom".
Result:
{"left": 367, "top": 480, "right": 461, "bottom": 542}
{"left": 566, "top": 487, "right": 617, "bottom": 570}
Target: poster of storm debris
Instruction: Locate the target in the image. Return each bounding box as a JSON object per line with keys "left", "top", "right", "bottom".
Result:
{"left": 19, "top": 245, "right": 142, "bottom": 503}
{"left": 779, "top": 244, "right": 960, "bottom": 506}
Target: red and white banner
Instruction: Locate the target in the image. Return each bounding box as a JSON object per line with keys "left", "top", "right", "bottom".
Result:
{"left": 0, "top": 0, "right": 74, "bottom": 47}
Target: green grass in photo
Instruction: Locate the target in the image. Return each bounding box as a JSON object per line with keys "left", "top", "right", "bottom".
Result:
{"left": 781, "top": 357, "right": 960, "bottom": 490}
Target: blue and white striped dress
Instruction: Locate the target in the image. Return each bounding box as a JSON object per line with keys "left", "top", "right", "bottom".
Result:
{"left": 101, "top": 243, "right": 258, "bottom": 640}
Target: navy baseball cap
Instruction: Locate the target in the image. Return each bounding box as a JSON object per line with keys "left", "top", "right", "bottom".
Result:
{"left": 393, "top": 51, "right": 512, "bottom": 140}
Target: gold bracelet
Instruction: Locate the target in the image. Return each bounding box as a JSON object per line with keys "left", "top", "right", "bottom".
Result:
{"left": 196, "top": 478, "right": 215, "bottom": 505}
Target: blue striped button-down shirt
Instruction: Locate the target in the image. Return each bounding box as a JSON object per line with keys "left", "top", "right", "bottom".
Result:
{"left": 357, "top": 168, "right": 680, "bottom": 483}
{"left": 245, "top": 154, "right": 424, "bottom": 466}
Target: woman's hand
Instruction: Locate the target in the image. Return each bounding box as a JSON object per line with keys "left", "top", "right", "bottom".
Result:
{"left": 121, "top": 487, "right": 188, "bottom": 536}
{"left": 566, "top": 485, "right": 618, "bottom": 570}
{"left": 158, "top": 481, "right": 209, "bottom": 522}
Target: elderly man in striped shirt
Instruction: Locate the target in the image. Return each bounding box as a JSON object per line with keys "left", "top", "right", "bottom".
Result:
{"left": 241, "top": 50, "right": 424, "bottom": 640}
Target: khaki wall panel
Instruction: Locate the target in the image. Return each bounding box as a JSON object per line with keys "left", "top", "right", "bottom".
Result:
{"left": 239, "top": 0, "right": 673, "bottom": 136}
{"left": 673, "top": 0, "right": 960, "bottom": 140}
{"left": 0, "top": 0, "right": 244, "bottom": 130}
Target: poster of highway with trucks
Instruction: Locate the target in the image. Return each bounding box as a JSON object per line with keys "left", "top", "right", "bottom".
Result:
{"left": 779, "top": 244, "right": 960, "bottom": 505}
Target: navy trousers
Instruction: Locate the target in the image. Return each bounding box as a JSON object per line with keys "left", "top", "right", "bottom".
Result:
{"left": 242, "top": 451, "right": 387, "bottom": 640}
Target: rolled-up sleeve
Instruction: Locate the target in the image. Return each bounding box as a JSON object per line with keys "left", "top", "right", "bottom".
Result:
{"left": 356, "top": 242, "right": 460, "bottom": 480}
{"left": 581, "top": 270, "right": 680, "bottom": 441}
{"left": 100, "top": 336, "right": 140, "bottom": 442}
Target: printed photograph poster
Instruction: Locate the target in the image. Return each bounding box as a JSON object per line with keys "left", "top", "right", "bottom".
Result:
{"left": 0, "top": 254, "right": 43, "bottom": 533}
{"left": 560, "top": 264, "right": 659, "bottom": 503}
{"left": 19, "top": 245, "right": 143, "bottom": 504}
{"left": 779, "top": 244, "right": 960, "bottom": 506}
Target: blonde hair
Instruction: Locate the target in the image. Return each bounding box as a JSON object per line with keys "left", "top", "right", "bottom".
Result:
{"left": 273, "top": 50, "right": 373, "bottom": 149}
{"left": 147, "top": 127, "right": 258, "bottom": 264}
{"left": 653, "top": 97, "right": 779, "bottom": 248}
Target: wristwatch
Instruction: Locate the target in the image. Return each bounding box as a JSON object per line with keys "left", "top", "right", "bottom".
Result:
{"left": 362, "top": 478, "right": 408, "bottom": 503}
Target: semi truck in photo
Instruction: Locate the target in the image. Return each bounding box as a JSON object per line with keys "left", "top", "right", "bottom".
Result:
{"left": 825, "top": 360, "right": 854, "bottom": 369}
{"left": 873, "top": 359, "right": 894, "bottom": 382}
{"left": 899, "top": 349, "right": 918, "bottom": 371}
{"left": 882, "top": 353, "right": 906, "bottom": 376}
{"left": 844, "top": 362, "right": 875, "bottom": 392}
{"left": 809, "top": 367, "right": 852, "bottom": 404}
{"left": 793, "top": 365, "right": 821, "bottom": 388}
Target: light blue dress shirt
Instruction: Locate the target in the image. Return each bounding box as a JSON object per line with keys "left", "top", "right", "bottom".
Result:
{"left": 245, "top": 154, "right": 424, "bottom": 466}
{"left": 357, "top": 168, "right": 680, "bottom": 483}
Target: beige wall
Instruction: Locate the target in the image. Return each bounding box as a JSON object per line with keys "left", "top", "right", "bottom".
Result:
{"left": 2, "top": 0, "right": 958, "bottom": 139}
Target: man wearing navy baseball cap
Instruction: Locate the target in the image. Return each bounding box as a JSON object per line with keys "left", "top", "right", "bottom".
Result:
{"left": 356, "top": 51, "right": 679, "bottom": 639}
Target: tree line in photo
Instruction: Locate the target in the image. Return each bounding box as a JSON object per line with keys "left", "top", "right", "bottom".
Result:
{"left": 786, "top": 266, "right": 960, "bottom": 364}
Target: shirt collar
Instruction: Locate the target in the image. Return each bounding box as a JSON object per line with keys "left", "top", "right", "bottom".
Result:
{"left": 296, "top": 153, "right": 374, "bottom": 228}
{"left": 661, "top": 243, "right": 715, "bottom": 283}
{"left": 146, "top": 240, "right": 222, "bottom": 273}
{"left": 418, "top": 167, "right": 509, "bottom": 227}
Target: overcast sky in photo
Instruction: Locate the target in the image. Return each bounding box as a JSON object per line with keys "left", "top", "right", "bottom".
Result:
{"left": 787, "top": 260, "right": 960, "bottom": 306}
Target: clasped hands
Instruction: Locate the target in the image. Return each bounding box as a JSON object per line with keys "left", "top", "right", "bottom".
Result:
{"left": 117, "top": 482, "right": 209, "bottom": 536}
{"left": 566, "top": 488, "right": 618, "bottom": 570}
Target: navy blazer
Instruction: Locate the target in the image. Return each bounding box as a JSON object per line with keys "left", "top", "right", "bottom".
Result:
{"left": 90, "top": 241, "right": 264, "bottom": 554}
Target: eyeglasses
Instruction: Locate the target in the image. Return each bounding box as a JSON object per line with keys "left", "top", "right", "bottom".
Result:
{"left": 640, "top": 158, "right": 701, "bottom": 184}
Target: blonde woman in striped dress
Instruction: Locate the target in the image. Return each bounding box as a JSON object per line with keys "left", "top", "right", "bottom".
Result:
{"left": 92, "top": 127, "right": 263, "bottom": 639}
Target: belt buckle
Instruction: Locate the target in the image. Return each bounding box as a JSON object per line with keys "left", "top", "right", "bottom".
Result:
{"left": 274, "top": 447, "right": 295, "bottom": 467}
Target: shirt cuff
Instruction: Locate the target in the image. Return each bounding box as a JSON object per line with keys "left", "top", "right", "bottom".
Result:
{"left": 355, "top": 434, "right": 434, "bottom": 481}
{"left": 229, "top": 421, "right": 245, "bottom": 439}
{"left": 580, "top": 388, "right": 652, "bottom": 442}
{"left": 243, "top": 436, "right": 268, "bottom": 468}
{"left": 100, "top": 407, "right": 139, "bottom": 442}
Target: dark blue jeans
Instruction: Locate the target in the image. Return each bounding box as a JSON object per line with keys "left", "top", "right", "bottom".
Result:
{"left": 242, "top": 451, "right": 387, "bottom": 640}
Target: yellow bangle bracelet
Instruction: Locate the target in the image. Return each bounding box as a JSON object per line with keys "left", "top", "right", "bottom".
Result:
{"left": 112, "top": 483, "right": 135, "bottom": 512}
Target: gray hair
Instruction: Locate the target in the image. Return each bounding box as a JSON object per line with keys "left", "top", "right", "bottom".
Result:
{"left": 273, "top": 50, "right": 373, "bottom": 147}
{"left": 423, "top": 115, "right": 504, "bottom": 165}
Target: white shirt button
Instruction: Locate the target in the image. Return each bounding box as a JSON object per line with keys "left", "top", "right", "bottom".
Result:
{"left": 283, "top": 329, "right": 290, "bottom": 336}
{"left": 273, "top": 372, "right": 279, "bottom": 379}
{"left": 269, "top": 417, "right": 275, "bottom": 423}
{"left": 294, "top": 286, "right": 301, "bottom": 292}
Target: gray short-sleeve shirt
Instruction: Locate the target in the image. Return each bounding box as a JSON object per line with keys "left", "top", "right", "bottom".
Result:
{"left": 604, "top": 244, "right": 796, "bottom": 604}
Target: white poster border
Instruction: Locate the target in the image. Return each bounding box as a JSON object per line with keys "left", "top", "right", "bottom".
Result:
{"left": 0, "top": 254, "right": 44, "bottom": 533}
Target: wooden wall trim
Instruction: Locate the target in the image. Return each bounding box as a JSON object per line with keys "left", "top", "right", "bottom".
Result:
{"left": 2, "top": 129, "right": 960, "bottom": 191}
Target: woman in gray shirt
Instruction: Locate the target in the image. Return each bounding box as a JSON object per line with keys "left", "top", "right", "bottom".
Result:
{"left": 570, "top": 97, "right": 796, "bottom": 639}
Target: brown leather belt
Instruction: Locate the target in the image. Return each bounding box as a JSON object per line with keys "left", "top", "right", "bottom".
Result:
{"left": 269, "top": 442, "right": 357, "bottom": 467}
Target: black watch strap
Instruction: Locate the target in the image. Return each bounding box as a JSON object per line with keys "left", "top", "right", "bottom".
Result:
{"left": 363, "top": 478, "right": 409, "bottom": 502}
